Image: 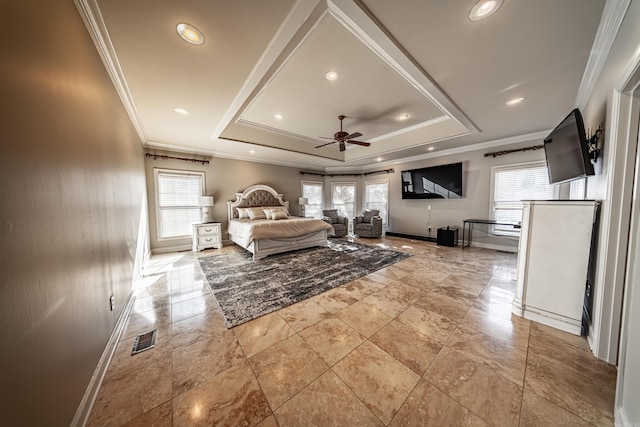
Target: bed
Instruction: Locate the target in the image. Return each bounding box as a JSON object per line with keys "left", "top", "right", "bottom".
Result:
{"left": 227, "top": 184, "right": 333, "bottom": 260}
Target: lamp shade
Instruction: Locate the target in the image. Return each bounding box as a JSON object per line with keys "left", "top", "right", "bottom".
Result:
{"left": 298, "top": 197, "right": 309, "bottom": 205}
{"left": 198, "top": 196, "right": 214, "bottom": 207}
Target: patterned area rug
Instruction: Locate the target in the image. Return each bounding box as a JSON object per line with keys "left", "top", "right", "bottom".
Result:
{"left": 199, "top": 241, "right": 410, "bottom": 327}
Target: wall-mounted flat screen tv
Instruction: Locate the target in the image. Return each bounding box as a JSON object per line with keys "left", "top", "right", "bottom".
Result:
{"left": 401, "top": 162, "right": 463, "bottom": 199}
{"left": 543, "top": 108, "right": 595, "bottom": 184}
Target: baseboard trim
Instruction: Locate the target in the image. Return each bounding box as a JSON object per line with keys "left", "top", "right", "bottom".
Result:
{"left": 466, "top": 241, "right": 518, "bottom": 253}
{"left": 151, "top": 244, "right": 191, "bottom": 254}
{"left": 71, "top": 291, "right": 135, "bottom": 426}
{"left": 385, "top": 231, "right": 436, "bottom": 242}
{"left": 615, "top": 406, "right": 631, "bottom": 426}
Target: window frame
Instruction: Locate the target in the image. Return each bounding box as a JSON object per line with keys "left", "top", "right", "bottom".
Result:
{"left": 154, "top": 168, "right": 205, "bottom": 241}
{"left": 364, "top": 178, "right": 389, "bottom": 226}
{"left": 301, "top": 180, "right": 324, "bottom": 219}
{"left": 489, "top": 161, "right": 555, "bottom": 235}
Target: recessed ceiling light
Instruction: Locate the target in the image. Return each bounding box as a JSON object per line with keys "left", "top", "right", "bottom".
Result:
{"left": 427, "top": 146, "right": 435, "bottom": 151}
{"left": 376, "top": 157, "right": 383, "bottom": 162}
{"left": 397, "top": 114, "right": 410, "bottom": 121}
{"left": 325, "top": 71, "right": 339, "bottom": 81}
{"left": 173, "top": 107, "right": 190, "bottom": 115}
{"left": 506, "top": 97, "right": 526, "bottom": 106}
{"left": 249, "top": 150, "right": 256, "bottom": 154}
{"left": 176, "top": 23, "right": 204, "bottom": 45}
{"left": 469, "top": 0, "right": 503, "bottom": 21}
{"left": 274, "top": 113, "right": 283, "bottom": 120}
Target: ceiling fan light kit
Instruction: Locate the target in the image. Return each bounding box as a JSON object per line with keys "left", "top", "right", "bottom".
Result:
{"left": 315, "top": 115, "right": 371, "bottom": 152}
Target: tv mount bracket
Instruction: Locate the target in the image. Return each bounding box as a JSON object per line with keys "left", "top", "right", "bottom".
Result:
{"left": 587, "top": 125, "right": 603, "bottom": 163}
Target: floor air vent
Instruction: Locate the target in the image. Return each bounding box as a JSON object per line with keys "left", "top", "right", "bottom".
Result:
{"left": 131, "top": 330, "right": 157, "bottom": 355}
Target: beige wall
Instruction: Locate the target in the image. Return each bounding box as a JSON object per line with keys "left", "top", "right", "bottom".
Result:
{"left": 147, "top": 139, "right": 546, "bottom": 252}
{"left": 145, "top": 154, "right": 308, "bottom": 252}
{"left": 387, "top": 140, "right": 546, "bottom": 243}
{"left": 0, "top": 1, "right": 146, "bottom": 425}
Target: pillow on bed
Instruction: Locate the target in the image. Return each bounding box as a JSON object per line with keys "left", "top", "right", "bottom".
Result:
{"left": 263, "top": 205, "right": 289, "bottom": 216}
{"left": 236, "top": 207, "right": 251, "bottom": 219}
{"left": 263, "top": 208, "right": 276, "bottom": 220}
{"left": 246, "top": 207, "right": 267, "bottom": 220}
{"left": 272, "top": 210, "right": 288, "bottom": 220}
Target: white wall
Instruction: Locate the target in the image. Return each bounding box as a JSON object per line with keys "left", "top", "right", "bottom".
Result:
{"left": 581, "top": 0, "right": 640, "bottom": 365}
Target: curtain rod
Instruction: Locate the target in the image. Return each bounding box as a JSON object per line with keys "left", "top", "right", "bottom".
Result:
{"left": 300, "top": 168, "right": 394, "bottom": 178}
{"left": 484, "top": 144, "right": 544, "bottom": 158}
{"left": 145, "top": 153, "right": 210, "bottom": 165}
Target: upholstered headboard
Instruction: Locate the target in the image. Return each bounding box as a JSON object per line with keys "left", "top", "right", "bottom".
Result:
{"left": 227, "top": 184, "right": 290, "bottom": 220}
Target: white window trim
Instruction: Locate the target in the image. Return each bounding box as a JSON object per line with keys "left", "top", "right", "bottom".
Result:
{"left": 154, "top": 168, "right": 205, "bottom": 241}
{"left": 364, "top": 178, "right": 389, "bottom": 226}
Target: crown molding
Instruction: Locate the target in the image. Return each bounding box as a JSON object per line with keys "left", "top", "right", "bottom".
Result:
{"left": 327, "top": 130, "right": 551, "bottom": 172}
{"left": 575, "top": 0, "right": 631, "bottom": 109}
{"left": 74, "top": 0, "right": 147, "bottom": 144}
{"left": 144, "top": 140, "right": 328, "bottom": 171}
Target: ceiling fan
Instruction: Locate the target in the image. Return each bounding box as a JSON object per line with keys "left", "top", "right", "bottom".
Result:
{"left": 315, "top": 115, "right": 371, "bottom": 152}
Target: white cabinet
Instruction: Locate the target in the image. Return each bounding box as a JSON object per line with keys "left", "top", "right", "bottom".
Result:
{"left": 192, "top": 222, "right": 223, "bottom": 251}
{"left": 512, "top": 200, "right": 598, "bottom": 335}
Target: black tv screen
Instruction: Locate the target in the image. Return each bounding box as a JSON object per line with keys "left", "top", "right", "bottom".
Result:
{"left": 543, "top": 108, "right": 594, "bottom": 184}
{"left": 401, "top": 162, "right": 463, "bottom": 199}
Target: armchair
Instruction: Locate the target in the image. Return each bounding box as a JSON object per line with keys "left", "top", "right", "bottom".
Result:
{"left": 322, "top": 209, "right": 348, "bottom": 237}
{"left": 354, "top": 209, "right": 382, "bottom": 238}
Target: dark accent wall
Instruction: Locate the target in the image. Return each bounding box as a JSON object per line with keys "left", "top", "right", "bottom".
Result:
{"left": 0, "top": 1, "right": 146, "bottom": 425}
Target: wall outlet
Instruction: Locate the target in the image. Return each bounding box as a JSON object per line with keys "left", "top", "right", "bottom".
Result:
{"left": 110, "top": 295, "right": 115, "bottom": 311}
{"left": 427, "top": 205, "right": 432, "bottom": 211}
{"left": 428, "top": 226, "right": 433, "bottom": 232}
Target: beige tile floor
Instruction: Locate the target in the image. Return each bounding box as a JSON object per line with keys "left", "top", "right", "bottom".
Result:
{"left": 87, "top": 236, "right": 617, "bottom": 426}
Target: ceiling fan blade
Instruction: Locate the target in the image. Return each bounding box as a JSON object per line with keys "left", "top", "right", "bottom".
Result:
{"left": 315, "top": 140, "right": 337, "bottom": 148}
{"left": 347, "top": 140, "right": 371, "bottom": 147}
{"left": 339, "top": 141, "right": 346, "bottom": 152}
{"left": 345, "top": 132, "right": 362, "bottom": 140}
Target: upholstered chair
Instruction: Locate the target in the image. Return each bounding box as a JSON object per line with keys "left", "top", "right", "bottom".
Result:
{"left": 354, "top": 209, "right": 383, "bottom": 238}
{"left": 321, "top": 209, "right": 348, "bottom": 237}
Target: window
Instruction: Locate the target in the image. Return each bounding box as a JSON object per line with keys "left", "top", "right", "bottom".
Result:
{"left": 331, "top": 182, "right": 356, "bottom": 219}
{"left": 154, "top": 169, "right": 204, "bottom": 239}
{"left": 364, "top": 179, "right": 389, "bottom": 225}
{"left": 490, "top": 161, "right": 554, "bottom": 234}
{"left": 302, "top": 181, "right": 323, "bottom": 219}
{"left": 569, "top": 177, "right": 587, "bottom": 199}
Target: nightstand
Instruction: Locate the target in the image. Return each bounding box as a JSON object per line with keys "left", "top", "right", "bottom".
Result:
{"left": 192, "top": 222, "right": 223, "bottom": 251}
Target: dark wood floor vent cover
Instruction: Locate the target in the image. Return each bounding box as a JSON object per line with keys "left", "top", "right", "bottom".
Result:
{"left": 131, "top": 330, "right": 157, "bottom": 355}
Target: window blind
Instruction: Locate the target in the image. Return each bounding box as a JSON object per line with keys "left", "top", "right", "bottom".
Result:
{"left": 156, "top": 170, "right": 204, "bottom": 239}
{"left": 492, "top": 163, "right": 553, "bottom": 233}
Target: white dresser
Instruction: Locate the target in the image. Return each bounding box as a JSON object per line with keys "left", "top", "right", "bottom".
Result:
{"left": 512, "top": 200, "right": 599, "bottom": 335}
{"left": 192, "top": 222, "right": 223, "bottom": 251}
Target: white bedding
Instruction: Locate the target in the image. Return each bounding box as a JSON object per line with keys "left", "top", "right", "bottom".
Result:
{"left": 228, "top": 217, "right": 334, "bottom": 248}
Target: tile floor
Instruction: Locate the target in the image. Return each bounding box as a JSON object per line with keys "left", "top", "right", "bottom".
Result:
{"left": 87, "top": 236, "right": 617, "bottom": 426}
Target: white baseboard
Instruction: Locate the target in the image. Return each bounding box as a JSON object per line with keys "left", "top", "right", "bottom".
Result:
{"left": 466, "top": 241, "right": 518, "bottom": 253}
{"left": 151, "top": 244, "right": 191, "bottom": 254}
{"left": 71, "top": 292, "right": 135, "bottom": 426}
{"left": 615, "top": 406, "right": 631, "bottom": 426}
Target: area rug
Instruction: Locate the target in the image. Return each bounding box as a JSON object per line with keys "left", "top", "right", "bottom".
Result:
{"left": 198, "top": 241, "right": 410, "bottom": 327}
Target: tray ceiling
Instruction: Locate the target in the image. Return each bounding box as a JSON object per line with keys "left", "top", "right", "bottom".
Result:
{"left": 80, "top": 0, "right": 607, "bottom": 169}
